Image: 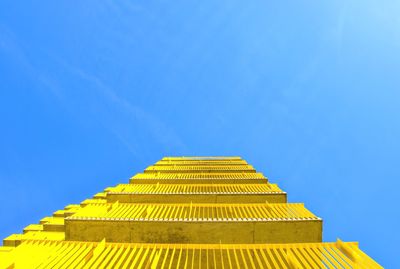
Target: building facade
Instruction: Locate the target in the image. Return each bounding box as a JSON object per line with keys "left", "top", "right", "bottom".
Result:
{"left": 1, "top": 156, "right": 381, "bottom": 268}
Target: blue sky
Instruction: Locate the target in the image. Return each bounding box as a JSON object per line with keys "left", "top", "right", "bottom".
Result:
{"left": 1, "top": 1, "right": 399, "bottom": 266}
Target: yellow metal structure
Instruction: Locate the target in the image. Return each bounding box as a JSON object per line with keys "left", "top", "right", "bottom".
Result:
{"left": 105, "top": 183, "right": 287, "bottom": 203}
{"left": 144, "top": 165, "right": 256, "bottom": 173}
{"left": 130, "top": 172, "right": 267, "bottom": 184}
{"left": 0, "top": 240, "right": 381, "bottom": 269}
{"left": 65, "top": 203, "right": 321, "bottom": 243}
{"left": 1, "top": 156, "right": 382, "bottom": 268}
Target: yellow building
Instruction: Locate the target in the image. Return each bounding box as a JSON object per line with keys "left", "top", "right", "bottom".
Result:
{"left": 1, "top": 156, "right": 381, "bottom": 268}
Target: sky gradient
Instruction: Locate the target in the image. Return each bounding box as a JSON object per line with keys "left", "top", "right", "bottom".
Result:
{"left": 1, "top": 1, "right": 399, "bottom": 267}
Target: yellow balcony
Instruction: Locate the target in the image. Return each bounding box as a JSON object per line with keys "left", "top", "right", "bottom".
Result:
{"left": 155, "top": 159, "right": 249, "bottom": 165}
{"left": 130, "top": 172, "right": 267, "bottom": 184}
{"left": 65, "top": 203, "right": 322, "bottom": 243}
{"left": 144, "top": 165, "right": 256, "bottom": 173}
{"left": 3, "top": 232, "right": 65, "bottom": 247}
{"left": 105, "top": 183, "right": 287, "bottom": 203}
{"left": 0, "top": 240, "right": 382, "bottom": 268}
{"left": 162, "top": 156, "right": 242, "bottom": 161}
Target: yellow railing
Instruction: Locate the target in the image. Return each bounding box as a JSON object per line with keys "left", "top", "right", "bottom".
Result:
{"left": 0, "top": 240, "right": 383, "bottom": 269}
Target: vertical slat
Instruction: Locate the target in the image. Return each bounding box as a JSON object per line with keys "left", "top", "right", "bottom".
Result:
{"left": 160, "top": 246, "right": 170, "bottom": 269}
{"left": 167, "top": 246, "right": 177, "bottom": 269}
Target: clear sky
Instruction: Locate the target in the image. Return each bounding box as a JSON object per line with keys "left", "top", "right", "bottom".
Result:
{"left": 1, "top": 1, "right": 399, "bottom": 267}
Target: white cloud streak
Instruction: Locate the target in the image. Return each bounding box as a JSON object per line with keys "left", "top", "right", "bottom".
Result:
{"left": 0, "top": 25, "right": 186, "bottom": 156}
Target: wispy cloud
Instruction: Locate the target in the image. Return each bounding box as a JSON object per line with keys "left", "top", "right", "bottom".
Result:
{"left": 333, "top": 4, "right": 347, "bottom": 57}
{"left": 56, "top": 59, "right": 187, "bottom": 155}
{"left": 0, "top": 24, "right": 64, "bottom": 98}
{"left": 0, "top": 25, "right": 186, "bottom": 156}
